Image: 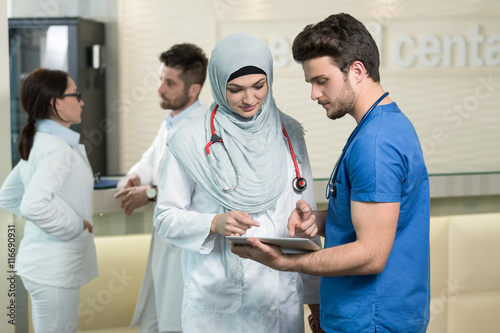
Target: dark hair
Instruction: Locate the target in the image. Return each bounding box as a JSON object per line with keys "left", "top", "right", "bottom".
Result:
{"left": 159, "top": 43, "right": 208, "bottom": 91}
{"left": 17, "top": 68, "right": 69, "bottom": 160}
{"left": 292, "top": 13, "right": 380, "bottom": 83}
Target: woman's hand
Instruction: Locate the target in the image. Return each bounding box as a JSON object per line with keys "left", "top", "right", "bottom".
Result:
{"left": 83, "top": 220, "right": 93, "bottom": 233}
{"left": 288, "top": 200, "right": 318, "bottom": 238}
{"left": 211, "top": 211, "right": 260, "bottom": 236}
{"left": 308, "top": 304, "right": 325, "bottom": 333}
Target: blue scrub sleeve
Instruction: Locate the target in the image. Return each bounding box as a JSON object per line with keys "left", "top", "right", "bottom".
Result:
{"left": 348, "top": 135, "right": 405, "bottom": 203}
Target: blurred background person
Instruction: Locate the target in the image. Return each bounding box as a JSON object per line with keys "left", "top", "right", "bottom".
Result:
{"left": 0, "top": 68, "right": 97, "bottom": 332}
{"left": 116, "top": 43, "right": 208, "bottom": 333}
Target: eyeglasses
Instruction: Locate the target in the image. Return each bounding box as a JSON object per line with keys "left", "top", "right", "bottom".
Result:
{"left": 61, "top": 91, "right": 82, "bottom": 102}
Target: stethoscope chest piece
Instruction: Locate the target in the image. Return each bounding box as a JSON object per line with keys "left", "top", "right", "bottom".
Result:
{"left": 330, "top": 185, "right": 337, "bottom": 198}
{"left": 293, "top": 177, "right": 307, "bottom": 193}
{"left": 326, "top": 181, "right": 337, "bottom": 199}
{"left": 208, "top": 105, "right": 307, "bottom": 194}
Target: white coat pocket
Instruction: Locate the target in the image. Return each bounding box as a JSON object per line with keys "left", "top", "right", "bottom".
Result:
{"left": 185, "top": 245, "right": 243, "bottom": 314}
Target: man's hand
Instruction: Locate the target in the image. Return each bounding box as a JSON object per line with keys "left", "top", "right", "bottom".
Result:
{"left": 116, "top": 174, "right": 141, "bottom": 191}
{"left": 288, "top": 200, "right": 318, "bottom": 238}
{"left": 230, "top": 237, "right": 288, "bottom": 271}
{"left": 123, "top": 174, "right": 141, "bottom": 188}
{"left": 211, "top": 211, "right": 260, "bottom": 236}
{"left": 114, "top": 185, "right": 150, "bottom": 215}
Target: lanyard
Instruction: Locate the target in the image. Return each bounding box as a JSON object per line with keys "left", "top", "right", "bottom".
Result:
{"left": 326, "top": 92, "right": 389, "bottom": 199}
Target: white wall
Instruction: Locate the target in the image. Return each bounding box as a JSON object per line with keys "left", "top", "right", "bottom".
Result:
{"left": 118, "top": 0, "right": 500, "bottom": 178}
{"left": 5, "top": 1, "right": 499, "bottom": 178}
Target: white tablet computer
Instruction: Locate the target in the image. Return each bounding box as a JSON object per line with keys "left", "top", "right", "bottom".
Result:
{"left": 227, "top": 236, "right": 321, "bottom": 254}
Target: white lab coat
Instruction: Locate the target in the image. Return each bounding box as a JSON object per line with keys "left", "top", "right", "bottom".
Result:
{"left": 130, "top": 102, "right": 207, "bottom": 331}
{"left": 154, "top": 142, "right": 321, "bottom": 332}
{"left": 0, "top": 131, "right": 97, "bottom": 288}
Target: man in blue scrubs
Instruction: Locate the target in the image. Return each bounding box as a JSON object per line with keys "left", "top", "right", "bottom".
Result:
{"left": 231, "top": 13, "right": 430, "bottom": 333}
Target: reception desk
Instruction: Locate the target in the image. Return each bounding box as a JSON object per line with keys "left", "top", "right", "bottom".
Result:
{"left": 16, "top": 176, "right": 500, "bottom": 332}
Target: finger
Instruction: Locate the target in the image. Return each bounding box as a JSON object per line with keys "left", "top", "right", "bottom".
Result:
{"left": 114, "top": 189, "right": 126, "bottom": 198}
{"left": 288, "top": 201, "right": 312, "bottom": 237}
{"left": 306, "top": 223, "right": 318, "bottom": 237}
{"left": 308, "top": 314, "right": 314, "bottom": 330}
{"left": 120, "top": 196, "right": 128, "bottom": 209}
{"left": 288, "top": 211, "right": 310, "bottom": 236}
{"left": 229, "top": 211, "right": 259, "bottom": 227}
{"left": 291, "top": 215, "right": 317, "bottom": 238}
{"left": 84, "top": 221, "right": 93, "bottom": 233}
{"left": 296, "top": 216, "right": 316, "bottom": 232}
{"left": 306, "top": 228, "right": 318, "bottom": 238}
{"left": 88, "top": 224, "right": 94, "bottom": 233}
{"left": 227, "top": 225, "right": 249, "bottom": 237}
{"left": 125, "top": 202, "right": 134, "bottom": 216}
{"left": 230, "top": 242, "right": 252, "bottom": 258}
{"left": 296, "top": 199, "right": 311, "bottom": 214}
{"left": 236, "top": 214, "right": 260, "bottom": 228}
{"left": 288, "top": 218, "right": 297, "bottom": 237}
{"left": 124, "top": 177, "right": 137, "bottom": 188}
{"left": 246, "top": 237, "right": 270, "bottom": 252}
{"left": 131, "top": 178, "right": 141, "bottom": 187}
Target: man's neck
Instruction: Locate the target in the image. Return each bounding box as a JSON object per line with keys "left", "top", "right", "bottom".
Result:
{"left": 350, "top": 84, "right": 391, "bottom": 124}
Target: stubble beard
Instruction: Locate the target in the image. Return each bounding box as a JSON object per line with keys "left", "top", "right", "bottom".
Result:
{"left": 326, "top": 82, "right": 356, "bottom": 120}
{"left": 159, "top": 91, "right": 191, "bottom": 111}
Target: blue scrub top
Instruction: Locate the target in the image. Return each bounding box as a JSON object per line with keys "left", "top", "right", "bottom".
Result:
{"left": 321, "top": 103, "right": 430, "bottom": 333}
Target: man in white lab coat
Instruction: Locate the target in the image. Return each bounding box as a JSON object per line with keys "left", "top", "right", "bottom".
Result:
{"left": 115, "top": 43, "right": 208, "bottom": 333}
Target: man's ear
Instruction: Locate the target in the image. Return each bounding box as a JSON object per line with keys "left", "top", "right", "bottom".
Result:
{"left": 188, "top": 83, "right": 202, "bottom": 99}
{"left": 350, "top": 61, "right": 367, "bottom": 84}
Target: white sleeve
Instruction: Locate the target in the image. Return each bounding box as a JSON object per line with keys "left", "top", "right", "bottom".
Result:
{"left": 19, "top": 149, "right": 84, "bottom": 241}
{"left": 154, "top": 149, "right": 216, "bottom": 253}
{"left": 297, "top": 144, "right": 321, "bottom": 304}
{"left": 0, "top": 163, "right": 24, "bottom": 216}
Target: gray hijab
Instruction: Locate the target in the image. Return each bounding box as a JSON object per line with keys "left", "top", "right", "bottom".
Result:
{"left": 167, "top": 33, "right": 305, "bottom": 214}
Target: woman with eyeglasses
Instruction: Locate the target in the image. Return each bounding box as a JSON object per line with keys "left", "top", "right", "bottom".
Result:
{"left": 0, "top": 68, "right": 97, "bottom": 332}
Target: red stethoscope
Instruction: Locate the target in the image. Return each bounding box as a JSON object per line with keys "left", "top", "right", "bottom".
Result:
{"left": 205, "top": 105, "right": 307, "bottom": 193}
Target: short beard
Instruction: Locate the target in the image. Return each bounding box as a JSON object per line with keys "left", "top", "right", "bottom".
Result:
{"left": 327, "top": 86, "right": 355, "bottom": 120}
{"left": 160, "top": 88, "right": 191, "bottom": 111}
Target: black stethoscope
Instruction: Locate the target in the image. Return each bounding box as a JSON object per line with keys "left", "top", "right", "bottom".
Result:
{"left": 205, "top": 105, "right": 307, "bottom": 193}
{"left": 326, "top": 92, "right": 389, "bottom": 200}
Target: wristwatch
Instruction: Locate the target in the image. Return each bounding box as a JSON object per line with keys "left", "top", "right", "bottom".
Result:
{"left": 146, "top": 185, "right": 157, "bottom": 202}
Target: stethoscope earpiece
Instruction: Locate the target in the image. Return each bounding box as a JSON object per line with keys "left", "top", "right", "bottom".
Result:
{"left": 293, "top": 177, "right": 307, "bottom": 193}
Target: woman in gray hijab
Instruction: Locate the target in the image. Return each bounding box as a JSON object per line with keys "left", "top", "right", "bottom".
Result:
{"left": 154, "top": 33, "right": 320, "bottom": 332}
